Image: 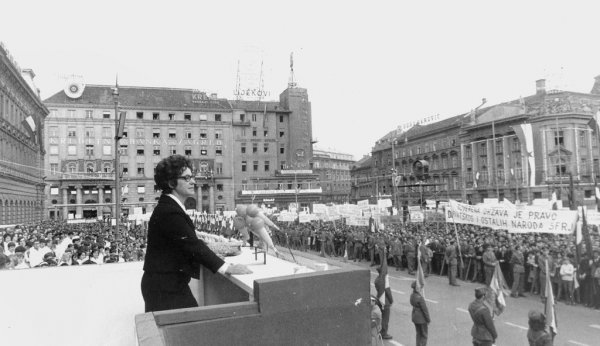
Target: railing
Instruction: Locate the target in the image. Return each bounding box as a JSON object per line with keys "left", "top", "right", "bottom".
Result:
{"left": 60, "top": 172, "right": 115, "bottom": 180}
{"left": 240, "top": 188, "right": 323, "bottom": 195}
{"left": 232, "top": 120, "right": 252, "bottom": 126}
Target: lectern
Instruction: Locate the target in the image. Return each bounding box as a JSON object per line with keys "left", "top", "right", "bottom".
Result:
{"left": 135, "top": 248, "right": 371, "bottom": 346}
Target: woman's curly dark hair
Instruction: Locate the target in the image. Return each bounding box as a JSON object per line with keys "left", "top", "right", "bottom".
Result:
{"left": 154, "top": 155, "right": 192, "bottom": 194}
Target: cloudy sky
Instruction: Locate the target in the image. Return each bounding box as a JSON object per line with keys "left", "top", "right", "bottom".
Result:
{"left": 2, "top": 0, "right": 600, "bottom": 160}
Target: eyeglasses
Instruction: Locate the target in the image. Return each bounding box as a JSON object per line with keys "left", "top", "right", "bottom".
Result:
{"left": 178, "top": 175, "right": 195, "bottom": 182}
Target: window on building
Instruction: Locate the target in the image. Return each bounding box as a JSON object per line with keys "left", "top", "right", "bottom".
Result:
{"left": 580, "top": 130, "right": 587, "bottom": 147}
{"left": 85, "top": 110, "right": 93, "bottom": 119}
{"left": 68, "top": 145, "right": 76, "bottom": 155}
{"left": 264, "top": 143, "right": 269, "bottom": 152}
{"left": 200, "top": 146, "right": 207, "bottom": 155}
{"left": 137, "top": 185, "right": 145, "bottom": 194}
{"left": 102, "top": 127, "right": 111, "bottom": 138}
{"left": 83, "top": 127, "right": 93, "bottom": 138}
{"left": 465, "top": 145, "right": 472, "bottom": 158}
{"left": 68, "top": 109, "right": 76, "bottom": 118}
{"left": 199, "top": 114, "right": 207, "bottom": 121}
{"left": 495, "top": 140, "right": 503, "bottom": 153}
{"left": 554, "top": 130, "right": 564, "bottom": 146}
{"left": 153, "top": 112, "right": 159, "bottom": 120}
{"left": 49, "top": 126, "right": 58, "bottom": 137}
{"left": 184, "top": 113, "right": 191, "bottom": 121}
{"left": 264, "top": 161, "right": 270, "bottom": 171}
{"left": 68, "top": 127, "right": 76, "bottom": 137}
{"left": 103, "top": 163, "right": 111, "bottom": 173}
{"left": 186, "top": 130, "right": 192, "bottom": 139}
{"left": 253, "top": 143, "right": 258, "bottom": 153}
{"left": 200, "top": 129, "right": 207, "bottom": 139}
{"left": 264, "top": 129, "right": 268, "bottom": 137}
{"left": 215, "top": 114, "right": 221, "bottom": 122}
{"left": 169, "top": 145, "right": 176, "bottom": 155}
{"left": 215, "top": 130, "right": 222, "bottom": 139}
{"left": 479, "top": 143, "right": 487, "bottom": 156}
{"left": 279, "top": 131, "right": 285, "bottom": 137}
{"left": 512, "top": 138, "right": 521, "bottom": 151}
{"left": 119, "top": 144, "right": 128, "bottom": 156}
{"left": 280, "top": 161, "right": 286, "bottom": 170}
{"left": 252, "top": 114, "right": 257, "bottom": 122}
{"left": 184, "top": 146, "right": 192, "bottom": 156}
{"left": 279, "top": 115, "right": 284, "bottom": 123}
{"left": 122, "top": 164, "right": 128, "bottom": 175}
{"left": 138, "top": 167, "right": 145, "bottom": 176}
{"left": 215, "top": 146, "right": 222, "bottom": 155}
{"left": 553, "top": 158, "right": 567, "bottom": 175}
{"left": 122, "top": 130, "right": 128, "bottom": 138}
{"left": 168, "top": 113, "right": 175, "bottom": 121}
{"left": 103, "top": 145, "right": 111, "bottom": 155}
{"left": 49, "top": 145, "right": 59, "bottom": 155}
{"left": 241, "top": 143, "right": 246, "bottom": 154}
{"left": 135, "top": 128, "right": 143, "bottom": 138}
{"left": 137, "top": 146, "right": 144, "bottom": 155}
{"left": 136, "top": 112, "right": 143, "bottom": 120}
{"left": 217, "top": 184, "right": 223, "bottom": 192}
{"left": 280, "top": 146, "right": 285, "bottom": 154}
{"left": 103, "top": 112, "right": 110, "bottom": 119}
{"left": 252, "top": 127, "right": 257, "bottom": 137}
{"left": 153, "top": 146, "right": 160, "bottom": 156}
{"left": 215, "top": 162, "right": 223, "bottom": 175}
{"left": 169, "top": 129, "right": 176, "bottom": 138}
{"left": 240, "top": 114, "right": 245, "bottom": 122}
{"left": 253, "top": 161, "right": 259, "bottom": 171}
{"left": 241, "top": 161, "right": 247, "bottom": 172}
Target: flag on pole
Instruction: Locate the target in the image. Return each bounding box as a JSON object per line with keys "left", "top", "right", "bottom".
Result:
{"left": 581, "top": 207, "right": 594, "bottom": 257}
{"left": 343, "top": 243, "right": 348, "bottom": 263}
{"left": 488, "top": 263, "right": 510, "bottom": 317}
{"left": 416, "top": 244, "right": 426, "bottom": 297}
{"left": 544, "top": 259, "right": 558, "bottom": 337}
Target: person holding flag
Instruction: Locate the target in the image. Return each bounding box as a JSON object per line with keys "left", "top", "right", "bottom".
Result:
{"left": 410, "top": 280, "right": 430, "bottom": 346}
{"left": 374, "top": 247, "right": 394, "bottom": 340}
{"left": 526, "top": 310, "right": 553, "bottom": 346}
{"left": 469, "top": 287, "right": 498, "bottom": 346}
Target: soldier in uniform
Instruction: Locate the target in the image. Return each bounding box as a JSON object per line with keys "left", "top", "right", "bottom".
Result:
{"left": 482, "top": 244, "right": 498, "bottom": 286}
{"left": 391, "top": 236, "right": 403, "bottom": 271}
{"left": 445, "top": 240, "right": 460, "bottom": 286}
{"left": 353, "top": 231, "right": 364, "bottom": 262}
{"left": 405, "top": 237, "right": 416, "bottom": 275}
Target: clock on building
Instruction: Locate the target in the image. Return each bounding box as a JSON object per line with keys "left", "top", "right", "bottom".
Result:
{"left": 64, "top": 79, "right": 85, "bottom": 99}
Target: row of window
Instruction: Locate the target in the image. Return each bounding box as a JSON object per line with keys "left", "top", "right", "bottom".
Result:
{"left": 49, "top": 144, "right": 226, "bottom": 157}
{"left": 50, "top": 109, "right": 224, "bottom": 122}
{"left": 49, "top": 184, "right": 225, "bottom": 195}
{"left": 240, "top": 143, "right": 286, "bottom": 154}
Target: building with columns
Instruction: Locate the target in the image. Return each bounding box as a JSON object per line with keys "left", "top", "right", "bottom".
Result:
{"left": 43, "top": 81, "right": 318, "bottom": 219}
{"left": 0, "top": 42, "right": 48, "bottom": 225}
{"left": 359, "top": 75, "right": 600, "bottom": 209}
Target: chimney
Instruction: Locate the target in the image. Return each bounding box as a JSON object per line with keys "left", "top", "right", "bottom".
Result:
{"left": 535, "top": 79, "right": 546, "bottom": 95}
{"left": 590, "top": 75, "right": 600, "bottom": 95}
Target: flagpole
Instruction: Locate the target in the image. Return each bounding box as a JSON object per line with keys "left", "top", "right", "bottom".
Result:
{"left": 492, "top": 121, "right": 500, "bottom": 199}
{"left": 113, "top": 76, "right": 121, "bottom": 236}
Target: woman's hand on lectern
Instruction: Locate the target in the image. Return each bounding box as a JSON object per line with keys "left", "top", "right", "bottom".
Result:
{"left": 226, "top": 263, "right": 253, "bottom": 275}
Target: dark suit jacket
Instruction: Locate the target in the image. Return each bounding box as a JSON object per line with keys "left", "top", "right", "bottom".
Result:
{"left": 468, "top": 299, "right": 497, "bottom": 342}
{"left": 410, "top": 291, "right": 430, "bottom": 324}
{"left": 143, "top": 195, "right": 224, "bottom": 280}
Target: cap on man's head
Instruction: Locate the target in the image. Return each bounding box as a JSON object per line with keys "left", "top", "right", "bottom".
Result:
{"left": 411, "top": 281, "right": 418, "bottom": 289}
{"left": 475, "top": 287, "right": 486, "bottom": 299}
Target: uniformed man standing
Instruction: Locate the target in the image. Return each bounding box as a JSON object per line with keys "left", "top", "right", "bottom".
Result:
{"left": 445, "top": 240, "right": 460, "bottom": 286}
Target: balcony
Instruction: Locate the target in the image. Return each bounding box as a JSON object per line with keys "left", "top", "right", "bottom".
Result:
{"left": 232, "top": 120, "right": 251, "bottom": 126}
{"left": 61, "top": 172, "right": 115, "bottom": 180}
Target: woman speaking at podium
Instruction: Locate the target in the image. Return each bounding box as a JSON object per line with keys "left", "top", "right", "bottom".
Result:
{"left": 141, "top": 155, "right": 252, "bottom": 312}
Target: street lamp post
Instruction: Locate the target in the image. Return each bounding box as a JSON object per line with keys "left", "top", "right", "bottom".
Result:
{"left": 112, "top": 80, "right": 121, "bottom": 233}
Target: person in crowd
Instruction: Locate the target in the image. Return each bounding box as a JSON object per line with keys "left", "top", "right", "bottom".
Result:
{"left": 577, "top": 253, "right": 592, "bottom": 307}
{"left": 28, "top": 239, "right": 45, "bottom": 268}
{"left": 410, "top": 280, "right": 430, "bottom": 346}
{"left": 538, "top": 247, "right": 552, "bottom": 303}
{"left": 511, "top": 245, "right": 527, "bottom": 298}
{"left": 469, "top": 287, "right": 497, "bottom": 346}
{"left": 445, "top": 239, "right": 460, "bottom": 286}
{"left": 527, "top": 249, "right": 540, "bottom": 295}
{"left": 482, "top": 244, "right": 498, "bottom": 286}
{"left": 141, "top": 155, "right": 252, "bottom": 312}
{"left": 526, "top": 309, "right": 553, "bottom": 346}
{"left": 391, "top": 236, "right": 403, "bottom": 271}
{"left": 405, "top": 237, "right": 416, "bottom": 275}
{"left": 558, "top": 257, "right": 575, "bottom": 305}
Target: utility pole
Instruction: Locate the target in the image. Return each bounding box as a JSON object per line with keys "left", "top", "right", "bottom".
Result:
{"left": 113, "top": 77, "right": 122, "bottom": 235}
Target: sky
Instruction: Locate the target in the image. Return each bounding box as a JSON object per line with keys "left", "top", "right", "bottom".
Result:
{"left": 2, "top": 0, "right": 600, "bottom": 161}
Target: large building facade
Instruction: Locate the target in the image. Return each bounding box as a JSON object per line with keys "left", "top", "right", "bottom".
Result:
{"left": 43, "top": 82, "right": 318, "bottom": 219}
{"left": 312, "top": 148, "right": 354, "bottom": 204}
{"left": 0, "top": 43, "right": 48, "bottom": 225}
{"left": 357, "top": 76, "right": 600, "bottom": 209}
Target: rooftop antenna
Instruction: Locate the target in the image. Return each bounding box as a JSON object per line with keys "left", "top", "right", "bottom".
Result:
{"left": 258, "top": 60, "right": 265, "bottom": 102}
{"left": 288, "top": 52, "right": 297, "bottom": 88}
{"left": 235, "top": 60, "right": 241, "bottom": 101}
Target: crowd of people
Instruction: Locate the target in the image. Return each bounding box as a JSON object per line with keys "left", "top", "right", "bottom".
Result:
{"left": 271, "top": 219, "right": 600, "bottom": 310}
{"left": 0, "top": 219, "right": 147, "bottom": 269}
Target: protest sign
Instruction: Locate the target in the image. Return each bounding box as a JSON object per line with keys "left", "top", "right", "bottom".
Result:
{"left": 448, "top": 200, "right": 576, "bottom": 234}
